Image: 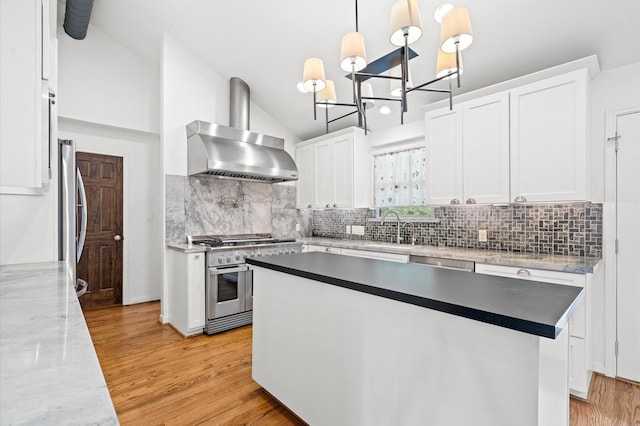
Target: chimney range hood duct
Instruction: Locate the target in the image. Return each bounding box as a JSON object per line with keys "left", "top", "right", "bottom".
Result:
{"left": 187, "top": 78, "right": 298, "bottom": 183}
{"left": 63, "top": 0, "right": 95, "bottom": 40}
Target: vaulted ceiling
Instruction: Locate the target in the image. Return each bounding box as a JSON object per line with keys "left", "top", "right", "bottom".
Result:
{"left": 65, "top": 0, "right": 640, "bottom": 140}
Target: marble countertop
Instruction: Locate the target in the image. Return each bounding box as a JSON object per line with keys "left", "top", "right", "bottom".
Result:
{"left": 300, "top": 237, "right": 601, "bottom": 274}
{"left": 0, "top": 262, "right": 118, "bottom": 425}
{"left": 247, "top": 252, "right": 584, "bottom": 339}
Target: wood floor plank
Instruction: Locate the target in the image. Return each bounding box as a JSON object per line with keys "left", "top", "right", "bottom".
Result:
{"left": 84, "top": 301, "right": 638, "bottom": 425}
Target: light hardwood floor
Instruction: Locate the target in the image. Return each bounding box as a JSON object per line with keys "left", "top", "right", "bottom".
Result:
{"left": 84, "top": 301, "right": 639, "bottom": 425}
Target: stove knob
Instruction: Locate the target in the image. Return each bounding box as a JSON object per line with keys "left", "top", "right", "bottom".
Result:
{"left": 217, "top": 256, "right": 223, "bottom": 264}
{"left": 235, "top": 254, "right": 241, "bottom": 261}
{"left": 226, "top": 256, "right": 231, "bottom": 263}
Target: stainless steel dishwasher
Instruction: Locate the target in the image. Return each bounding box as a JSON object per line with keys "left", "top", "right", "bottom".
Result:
{"left": 408, "top": 255, "right": 475, "bottom": 272}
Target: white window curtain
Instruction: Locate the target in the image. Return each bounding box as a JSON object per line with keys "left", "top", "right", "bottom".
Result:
{"left": 373, "top": 147, "right": 426, "bottom": 207}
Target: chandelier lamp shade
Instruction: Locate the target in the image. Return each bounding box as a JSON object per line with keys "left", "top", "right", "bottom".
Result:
{"left": 390, "top": 0, "right": 423, "bottom": 46}
{"left": 301, "top": 0, "right": 473, "bottom": 134}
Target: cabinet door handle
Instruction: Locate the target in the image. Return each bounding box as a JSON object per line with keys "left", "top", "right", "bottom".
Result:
{"left": 516, "top": 268, "right": 530, "bottom": 277}
{"left": 465, "top": 198, "right": 476, "bottom": 204}
{"left": 514, "top": 195, "right": 527, "bottom": 203}
{"left": 194, "top": 254, "right": 200, "bottom": 260}
{"left": 450, "top": 198, "right": 460, "bottom": 205}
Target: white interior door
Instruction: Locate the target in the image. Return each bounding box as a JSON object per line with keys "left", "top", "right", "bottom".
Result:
{"left": 616, "top": 110, "right": 640, "bottom": 383}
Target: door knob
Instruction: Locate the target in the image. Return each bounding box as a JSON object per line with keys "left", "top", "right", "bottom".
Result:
{"left": 114, "top": 235, "right": 123, "bottom": 241}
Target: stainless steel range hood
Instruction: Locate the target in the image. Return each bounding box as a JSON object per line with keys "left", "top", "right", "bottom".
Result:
{"left": 187, "top": 78, "right": 298, "bottom": 183}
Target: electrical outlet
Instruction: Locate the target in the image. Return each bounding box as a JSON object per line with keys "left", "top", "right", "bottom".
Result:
{"left": 352, "top": 225, "right": 365, "bottom": 235}
{"left": 478, "top": 229, "right": 487, "bottom": 242}
{"left": 295, "top": 223, "right": 301, "bottom": 232}
{"left": 345, "top": 225, "right": 352, "bottom": 234}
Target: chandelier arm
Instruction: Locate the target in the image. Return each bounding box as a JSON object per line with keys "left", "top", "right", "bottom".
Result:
{"left": 325, "top": 105, "right": 329, "bottom": 134}
{"left": 401, "top": 33, "right": 408, "bottom": 114}
{"left": 411, "top": 89, "right": 452, "bottom": 93}
{"left": 327, "top": 109, "right": 359, "bottom": 124}
{"left": 354, "top": 72, "right": 403, "bottom": 81}
{"left": 313, "top": 84, "right": 318, "bottom": 120}
{"left": 456, "top": 42, "right": 461, "bottom": 88}
{"left": 406, "top": 72, "right": 457, "bottom": 92}
{"left": 362, "top": 96, "right": 402, "bottom": 102}
{"left": 449, "top": 76, "right": 453, "bottom": 110}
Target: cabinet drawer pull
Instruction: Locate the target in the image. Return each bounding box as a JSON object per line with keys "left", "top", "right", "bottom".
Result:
{"left": 516, "top": 268, "right": 530, "bottom": 276}
{"left": 333, "top": 203, "right": 338, "bottom": 208}
{"left": 465, "top": 198, "right": 476, "bottom": 204}
{"left": 450, "top": 198, "right": 460, "bottom": 205}
{"left": 325, "top": 247, "right": 332, "bottom": 252}
{"left": 194, "top": 254, "right": 200, "bottom": 260}
{"left": 514, "top": 195, "right": 527, "bottom": 203}
{"left": 307, "top": 204, "right": 312, "bottom": 208}
{"left": 325, "top": 204, "right": 330, "bottom": 208}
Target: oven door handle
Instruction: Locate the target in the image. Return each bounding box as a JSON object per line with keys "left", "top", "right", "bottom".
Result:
{"left": 209, "top": 265, "right": 249, "bottom": 274}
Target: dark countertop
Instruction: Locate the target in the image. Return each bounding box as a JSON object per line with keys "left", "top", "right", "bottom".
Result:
{"left": 247, "top": 252, "right": 584, "bottom": 339}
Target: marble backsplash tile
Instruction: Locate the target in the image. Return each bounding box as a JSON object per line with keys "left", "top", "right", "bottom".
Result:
{"left": 312, "top": 202, "right": 603, "bottom": 258}
{"left": 165, "top": 175, "right": 310, "bottom": 244}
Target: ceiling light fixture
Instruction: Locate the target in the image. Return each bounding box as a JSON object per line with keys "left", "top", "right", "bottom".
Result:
{"left": 301, "top": 0, "right": 473, "bottom": 134}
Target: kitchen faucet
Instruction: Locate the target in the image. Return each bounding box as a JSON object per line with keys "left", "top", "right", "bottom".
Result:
{"left": 381, "top": 210, "right": 402, "bottom": 244}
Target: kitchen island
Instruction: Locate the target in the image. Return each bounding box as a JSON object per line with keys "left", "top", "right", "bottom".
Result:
{"left": 247, "top": 252, "right": 584, "bottom": 426}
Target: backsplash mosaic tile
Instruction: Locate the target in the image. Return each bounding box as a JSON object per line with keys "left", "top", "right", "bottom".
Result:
{"left": 312, "top": 203, "right": 602, "bottom": 258}
{"left": 165, "top": 175, "right": 311, "bottom": 244}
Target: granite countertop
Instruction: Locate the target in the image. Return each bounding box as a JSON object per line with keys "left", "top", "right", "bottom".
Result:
{"left": 299, "top": 237, "right": 601, "bottom": 274}
{"left": 0, "top": 262, "right": 118, "bottom": 425}
{"left": 166, "top": 240, "right": 303, "bottom": 254}
{"left": 247, "top": 252, "right": 585, "bottom": 339}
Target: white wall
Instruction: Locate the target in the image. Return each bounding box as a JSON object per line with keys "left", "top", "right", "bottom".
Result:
{"left": 161, "top": 33, "right": 299, "bottom": 176}
{"left": 57, "top": 23, "right": 160, "bottom": 134}
{"left": 56, "top": 23, "right": 163, "bottom": 304}
{"left": 588, "top": 61, "right": 640, "bottom": 375}
{"left": 160, "top": 32, "right": 300, "bottom": 321}
{"left": 59, "top": 118, "right": 163, "bottom": 304}
{"left": 0, "top": 189, "right": 58, "bottom": 265}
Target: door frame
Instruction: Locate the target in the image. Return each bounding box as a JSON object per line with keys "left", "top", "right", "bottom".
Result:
{"left": 603, "top": 107, "right": 640, "bottom": 377}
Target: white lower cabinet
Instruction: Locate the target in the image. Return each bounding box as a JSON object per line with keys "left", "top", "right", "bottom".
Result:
{"left": 303, "top": 245, "right": 342, "bottom": 254}
{"left": 303, "top": 245, "right": 408, "bottom": 263}
{"left": 475, "top": 263, "right": 591, "bottom": 397}
{"left": 166, "top": 249, "right": 206, "bottom": 336}
{"left": 340, "top": 248, "right": 408, "bottom": 263}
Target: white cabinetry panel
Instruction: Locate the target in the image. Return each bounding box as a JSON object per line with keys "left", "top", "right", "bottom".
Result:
{"left": 425, "top": 92, "right": 510, "bottom": 205}
{"left": 475, "top": 263, "right": 590, "bottom": 397}
{"left": 425, "top": 106, "right": 463, "bottom": 205}
{"left": 167, "top": 250, "right": 205, "bottom": 336}
{"left": 510, "top": 70, "right": 587, "bottom": 202}
{"left": 295, "top": 128, "right": 371, "bottom": 209}
{"left": 462, "top": 92, "right": 510, "bottom": 204}
{"left": 0, "top": 0, "right": 55, "bottom": 194}
{"left": 295, "top": 144, "right": 314, "bottom": 208}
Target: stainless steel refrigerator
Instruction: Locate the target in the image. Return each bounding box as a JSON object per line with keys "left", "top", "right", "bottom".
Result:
{"left": 58, "top": 138, "right": 88, "bottom": 297}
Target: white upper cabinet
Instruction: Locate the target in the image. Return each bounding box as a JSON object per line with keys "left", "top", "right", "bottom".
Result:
{"left": 510, "top": 70, "right": 587, "bottom": 202}
{"left": 462, "top": 92, "right": 510, "bottom": 204}
{"left": 425, "top": 92, "right": 510, "bottom": 205}
{"left": 296, "top": 128, "right": 371, "bottom": 209}
{"left": 0, "top": 0, "right": 56, "bottom": 194}
{"left": 425, "top": 105, "right": 463, "bottom": 205}
{"left": 295, "top": 144, "right": 314, "bottom": 208}
{"left": 425, "top": 69, "right": 588, "bottom": 204}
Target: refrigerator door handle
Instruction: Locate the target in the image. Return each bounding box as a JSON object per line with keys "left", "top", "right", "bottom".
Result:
{"left": 76, "top": 169, "right": 87, "bottom": 262}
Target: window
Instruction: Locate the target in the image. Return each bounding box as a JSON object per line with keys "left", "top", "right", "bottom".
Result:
{"left": 373, "top": 147, "right": 434, "bottom": 219}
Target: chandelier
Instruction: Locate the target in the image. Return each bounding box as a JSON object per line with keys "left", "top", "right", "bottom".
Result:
{"left": 301, "top": 0, "right": 473, "bottom": 134}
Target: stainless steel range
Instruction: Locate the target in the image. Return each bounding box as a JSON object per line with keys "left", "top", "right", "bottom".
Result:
{"left": 190, "top": 234, "right": 302, "bottom": 335}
